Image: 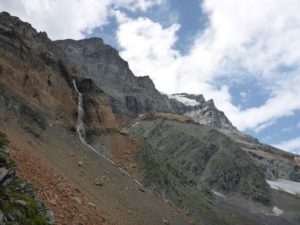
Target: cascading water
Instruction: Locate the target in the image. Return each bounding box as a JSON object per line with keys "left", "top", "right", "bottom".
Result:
{"left": 72, "top": 79, "right": 144, "bottom": 184}
{"left": 72, "top": 79, "right": 118, "bottom": 166}
{"left": 72, "top": 79, "right": 86, "bottom": 144}
{"left": 266, "top": 168, "right": 276, "bottom": 181}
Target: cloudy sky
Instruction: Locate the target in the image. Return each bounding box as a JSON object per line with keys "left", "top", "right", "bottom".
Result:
{"left": 1, "top": 0, "right": 300, "bottom": 153}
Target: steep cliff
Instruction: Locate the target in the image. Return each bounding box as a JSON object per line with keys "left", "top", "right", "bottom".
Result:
{"left": 0, "top": 12, "right": 118, "bottom": 137}
{"left": 55, "top": 39, "right": 171, "bottom": 117}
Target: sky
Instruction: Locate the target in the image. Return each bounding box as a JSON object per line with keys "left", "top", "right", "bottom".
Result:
{"left": 1, "top": 0, "right": 300, "bottom": 154}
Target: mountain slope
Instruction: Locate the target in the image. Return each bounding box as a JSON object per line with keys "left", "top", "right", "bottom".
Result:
{"left": 130, "top": 113, "right": 300, "bottom": 225}
{"left": 169, "top": 93, "right": 300, "bottom": 184}
{"left": 0, "top": 11, "right": 300, "bottom": 225}
{"left": 0, "top": 11, "right": 196, "bottom": 225}
{"left": 0, "top": 132, "right": 54, "bottom": 225}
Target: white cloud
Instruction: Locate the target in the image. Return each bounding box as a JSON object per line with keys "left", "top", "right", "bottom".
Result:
{"left": 227, "top": 75, "right": 300, "bottom": 131}
{"left": 115, "top": 12, "right": 181, "bottom": 93}
{"left": 116, "top": 0, "right": 300, "bottom": 132}
{"left": 275, "top": 136, "right": 300, "bottom": 154}
{"left": 0, "top": 0, "right": 163, "bottom": 40}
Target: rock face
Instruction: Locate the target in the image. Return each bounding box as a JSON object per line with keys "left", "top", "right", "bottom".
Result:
{"left": 234, "top": 136, "right": 300, "bottom": 183}
{"left": 0, "top": 12, "right": 117, "bottom": 136}
{"left": 55, "top": 39, "right": 171, "bottom": 117}
{"left": 0, "top": 132, "right": 54, "bottom": 225}
{"left": 169, "top": 93, "right": 237, "bottom": 131}
{"left": 0, "top": 12, "right": 75, "bottom": 129}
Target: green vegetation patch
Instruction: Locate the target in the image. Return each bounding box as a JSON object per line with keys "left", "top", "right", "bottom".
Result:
{"left": 0, "top": 131, "right": 9, "bottom": 147}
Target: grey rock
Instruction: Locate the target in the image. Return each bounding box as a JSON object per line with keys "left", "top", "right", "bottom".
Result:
{"left": 7, "top": 210, "right": 22, "bottom": 221}
{"left": 169, "top": 93, "right": 237, "bottom": 131}
{"left": 1, "top": 168, "right": 16, "bottom": 186}
{"left": 0, "top": 167, "right": 8, "bottom": 183}
{"left": 0, "top": 147, "right": 9, "bottom": 153}
{"left": 55, "top": 38, "right": 172, "bottom": 117}
{"left": 0, "top": 210, "right": 4, "bottom": 225}
{"left": 45, "top": 210, "right": 55, "bottom": 225}
{"left": 14, "top": 200, "right": 27, "bottom": 207}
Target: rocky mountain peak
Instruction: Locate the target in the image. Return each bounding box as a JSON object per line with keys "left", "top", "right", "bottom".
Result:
{"left": 0, "top": 11, "right": 52, "bottom": 47}
{"left": 137, "top": 75, "right": 156, "bottom": 89}
{"left": 55, "top": 38, "right": 171, "bottom": 117}
{"left": 169, "top": 93, "right": 237, "bottom": 131}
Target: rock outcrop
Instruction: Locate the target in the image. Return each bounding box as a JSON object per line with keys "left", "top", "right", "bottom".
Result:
{"left": 169, "top": 93, "right": 237, "bottom": 131}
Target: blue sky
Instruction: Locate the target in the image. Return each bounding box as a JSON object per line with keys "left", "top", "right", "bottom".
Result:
{"left": 1, "top": 0, "right": 300, "bottom": 154}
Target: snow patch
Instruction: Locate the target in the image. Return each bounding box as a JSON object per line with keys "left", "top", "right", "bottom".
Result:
{"left": 212, "top": 190, "right": 226, "bottom": 198}
{"left": 267, "top": 179, "right": 300, "bottom": 196}
{"left": 272, "top": 206, "right": 284, "bottom": 216}
{"left": 132, "top": 121, "right": 140, "bottom": 127}
{"left": 169, "top": 94, "right": 199, "bottom": 106}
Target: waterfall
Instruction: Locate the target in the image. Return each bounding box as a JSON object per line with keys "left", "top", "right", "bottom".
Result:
{"left": 72, "top": 79, "right": 86, "bottom": 144}
{"left": 72, "top": 79, "right": 116, "bottom": 165}
{"left": 72, "top": 79, "right": 147, "bottom": 188}
{"left": 266, "top": 168, "right": 276, "bottom": 181}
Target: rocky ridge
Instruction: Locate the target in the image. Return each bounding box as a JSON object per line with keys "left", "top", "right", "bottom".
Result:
{"left": 168, "top": 93, "right": 237, "bottom": 131}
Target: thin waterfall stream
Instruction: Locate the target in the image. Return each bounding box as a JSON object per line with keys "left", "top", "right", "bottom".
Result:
{"left": 72, "top": 79, "right": 137, "bottom": 178}
{"left": 72, "top": 79, "right": 117, "bottom": 166}
{"left": 72, "top": 79, "right": 86, "bottom": 144}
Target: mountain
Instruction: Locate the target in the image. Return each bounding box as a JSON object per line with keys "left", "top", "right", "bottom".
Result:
{"left": 168, "top": 93, "right": 300, "bottom": 183}
{"left": 168, "top": 93, "right": 237, "bottom": 131}
{"left": 0, "top": 11, "right": 300, "bottom": 225}
{"left": 55, "top": 38, "right": 171, "bottom": 117}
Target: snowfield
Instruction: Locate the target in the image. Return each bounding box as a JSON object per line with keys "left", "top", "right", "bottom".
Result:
{"left": 266, "top": 179, "right": 300, "bottom": 196}
{"left": 169, "top": 94, "right": 199, "bottom": 106}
